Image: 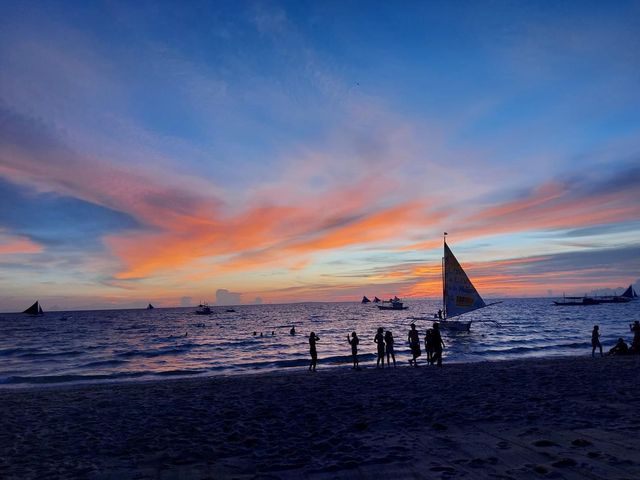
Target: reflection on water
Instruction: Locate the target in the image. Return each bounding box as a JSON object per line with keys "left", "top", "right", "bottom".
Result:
{"left": 1, "top": 299, "right": 639, "bottom": 387}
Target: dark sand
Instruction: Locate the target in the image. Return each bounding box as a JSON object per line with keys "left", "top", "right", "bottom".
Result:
{"left": 1, "top": 356, "right": 639, "bottom": 479}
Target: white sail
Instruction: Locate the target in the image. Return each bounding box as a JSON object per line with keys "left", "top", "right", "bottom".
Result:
{"left": 444, "top": 242, "right": 486, "bottom": 318}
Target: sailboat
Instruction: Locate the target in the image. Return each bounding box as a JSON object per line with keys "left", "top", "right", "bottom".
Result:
{"left": 23, "top": 300, "right": 44, "bottom": 316}
{"left": 621, "top": 284, "right": 638, "bottom": 300}
{"left": 439, "top": 234, "right": 498, "bottom": 332}
{"left": 147, "top": 303, "right": 155, "bottom": 309}
{"left": 361, "top": 296, "right": 371, "bottom": 304}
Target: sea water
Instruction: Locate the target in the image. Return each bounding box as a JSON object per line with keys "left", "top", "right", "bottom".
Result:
{"left": 1, "top": 298, "right": 639, "bottom": 388}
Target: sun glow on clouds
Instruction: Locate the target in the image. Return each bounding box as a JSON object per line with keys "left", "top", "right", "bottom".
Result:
{"left": 0, "top": 231, "right": 42, "bottom": 255}
{"left": 1, "top": 1, "right": 640, "bottom": 310}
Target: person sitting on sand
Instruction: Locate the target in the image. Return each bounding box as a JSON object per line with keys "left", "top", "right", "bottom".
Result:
{"left": 290, "top": 326, "right": 296, "bottom": 335}
{"left": 408, "top": 323, "right": 421, "bottom": 366}
{"left": 431, "top": 322, "right": 445, "bottom": 367}
{"left": 424, "top": 328, "right": 435, "bottom": 363}
{"left": 630, "top": 321, "right": 640, "bottom": 354}
{"left": 347, "top": 331, "right": 360, "bottom": 369}
{"left": 374, "top": 327, "right": 385, "bottom": 368}
{"left": 591, "top": 325, "right": 603, "bottom": 357}
{"left": 607, "top": 337, "right": 629, "bottom": 356}
{"left": 309, "top": 332, "right": 320, "bottom": 371}
{"left": 385, "top": 330, "right": 396, "bottom": 367}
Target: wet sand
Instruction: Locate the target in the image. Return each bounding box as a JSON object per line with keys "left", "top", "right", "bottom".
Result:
{"left": 1, "top": 355, "right": 639, "bottom": 479}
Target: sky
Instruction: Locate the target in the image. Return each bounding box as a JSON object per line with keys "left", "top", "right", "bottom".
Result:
{"left": 1, "top": 0, "right": 639, "bottom": 311}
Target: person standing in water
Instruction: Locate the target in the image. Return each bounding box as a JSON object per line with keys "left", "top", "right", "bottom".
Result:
{"left": 374, "top": 327, "right": 385, "bottom": 368}
{"left": 347, "top": 331, "right": 360, "bottom": 369}
{"left": 424, "top": 327, "right": 435, "bottom": 364}
{"left": 384, "top": 330, "right": 396, "bottom": 367}
{"left": 431, "top": 322, "right": 445, "bottom": 366}
{"left": 408, "top": 323, "right": 421, "bottom": 366}
{"left": 309, "top": 332, "right": 320, "bottom": 371}
{"left": 630, "top": 321, "right": 640, "bottom": 353}
{"left": 591, "top": 325, "right": 603, "bottom": 357}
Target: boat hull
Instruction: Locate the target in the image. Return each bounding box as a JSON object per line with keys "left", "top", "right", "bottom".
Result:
{"left": 377, "top": 305, "right": 408, "bottom": 310}
{"left": 438, "top": 320, "right": 471, "bottom": 332}
{"left": 553, "top": 300, "right": 600, "bottom": 306}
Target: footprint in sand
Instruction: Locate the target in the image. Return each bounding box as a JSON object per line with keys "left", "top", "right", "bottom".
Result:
{"left": 430, "top": 465, "right": 456, "bottom": 473}
{"left": 551, "top": 458, "right": 577, "bottom": 468}
{"left": 532, "top": 439, "right": 559, "bottom": 448}
{"left": 571, "top": 438, "right": 592, "bottom": 447}
{"left": 528, "top": 464, "right": 548, "bottom": 475}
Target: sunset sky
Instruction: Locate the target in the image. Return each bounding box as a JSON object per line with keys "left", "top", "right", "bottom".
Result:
{"left": 1, "top": 1, "right": 639, "bottom": 310}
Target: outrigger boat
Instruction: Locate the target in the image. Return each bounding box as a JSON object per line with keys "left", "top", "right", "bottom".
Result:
{"left": 195, "top": 302, "right": 212, "bottom": 315}
{"left": 377, "top": 297, "right": 408, "bottom": 310}
{"left": 553, "top": 295, "right": 600, "bottom": 306}
{"left": 438, "top": 233, "right": 500, "bottom": 332}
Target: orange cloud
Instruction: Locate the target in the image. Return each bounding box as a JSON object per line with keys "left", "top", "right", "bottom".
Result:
{"left": 0, "top": 232, "right": 42, "bottom": 255}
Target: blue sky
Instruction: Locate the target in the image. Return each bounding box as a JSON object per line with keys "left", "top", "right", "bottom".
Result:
{"left": 0, "top": 0, "right": 639, "bottom": 310}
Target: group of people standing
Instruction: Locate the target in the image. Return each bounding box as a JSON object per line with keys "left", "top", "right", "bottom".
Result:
{"left": 591, "top": 320, "right": 640, "bottom": 357}
{"left": 408, "top": 322, "right": 446, "bottom": 367}
{"left": 308, "top": 322, "right": 446, "bottom": 372}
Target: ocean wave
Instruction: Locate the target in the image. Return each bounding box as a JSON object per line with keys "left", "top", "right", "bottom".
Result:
{"left": 80, "top": 359, "right": 129, "bottom": 368}
{"left": 0, "top": 347, "right": 41, "bottom": 357}
{"left": 18, "top": 350, "right": 84, "bottom": 359}
{"left": 115, "top": 344, "right": 196, "bottom": 359}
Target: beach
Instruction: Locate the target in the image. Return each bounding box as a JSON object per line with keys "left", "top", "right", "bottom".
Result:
{"left": 2, "top": 355, "right": 640, "bottom": 479}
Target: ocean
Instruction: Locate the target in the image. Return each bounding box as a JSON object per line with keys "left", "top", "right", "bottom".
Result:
{"left": 1, "top": 298, "right": 639, "bottom": 388}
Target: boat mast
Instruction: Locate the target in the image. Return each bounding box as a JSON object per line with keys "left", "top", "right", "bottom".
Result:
{"left": 442, "top": 232, "right": 447, "bottom": 319}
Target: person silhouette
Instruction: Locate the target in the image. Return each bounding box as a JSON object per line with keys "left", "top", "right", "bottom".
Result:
{"left": 374, "top": 327, "right": 385, "bottom": 368}
{"left": 607, "top": 337, "right": 629, "bottom": 356}
{"left": 424, "top": 328, "right": 435, "bottom": 363}
{"left": 591, "top": 325, "right": 603, "bottom": 357}
{"left": 347, "top": 331, "right": 360, "bottom": 369}
{"left": 408, "top": 323, "right": 421, "bottom": 366}
{"left": 384, "top": 330, "right": 396, "bottom": 367}
{"left": 630, "top": 321, "right": 640, "bottom": 353}
{"left": 308, "top": 332, "right": 320, "bottom": 371}
{"left": 431, "top": 322, "right": 445, "bottom": 367}
{"left": 290, "top": 326, "right": 296, "bottom": 335}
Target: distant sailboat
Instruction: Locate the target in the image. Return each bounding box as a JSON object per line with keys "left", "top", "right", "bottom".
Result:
{"left": 621, "top": 284, "right": 638, "bottom": 300}
{"left": 147, "top": 303, "right": 155, "bottom": 309}
{"left": 361, "top": 296, "right": 371, "bottom": 304}
{"left": 440, "top": 234, "right": 498, "bottom": 331}
{"left": 23, "top": 301, "right": 44, "bottom": 316}
{"left": 373, "top": 297, "right": 381, "bottom": 303}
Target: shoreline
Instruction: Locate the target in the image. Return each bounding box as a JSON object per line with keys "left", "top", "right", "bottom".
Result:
{"left": 0, "top": 350, "right": 618, "bottom": 392}
{"left": 2, "top": 355, "right": 640, "bottom": 479}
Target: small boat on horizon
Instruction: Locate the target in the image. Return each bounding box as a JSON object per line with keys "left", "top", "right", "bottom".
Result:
{"left": 553, "top": 284, "right": 638, "bottom": 305}
{"left": 361, "top": 296, "right": 371, "bottom": 304}
{"left": 195, "top": 302, "right": 212, "bottom": 315}
{"left": 553, "top": 296, "right": 600, "bottom": 306}
{"left": 147, "top": 303, "right": 155, "bottom": 309}
{"left": 373, "top": 296, "right": 381, "bottom": 303}
{"left": 377, "top": 296, "right": 408, "bottom": 310}
{"left": 23, "top": 300, "right": 44, "bottom": 316}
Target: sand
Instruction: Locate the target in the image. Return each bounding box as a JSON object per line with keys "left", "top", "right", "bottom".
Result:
{"left": 1, "top": 355, "right": 640, "bottom": 479}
